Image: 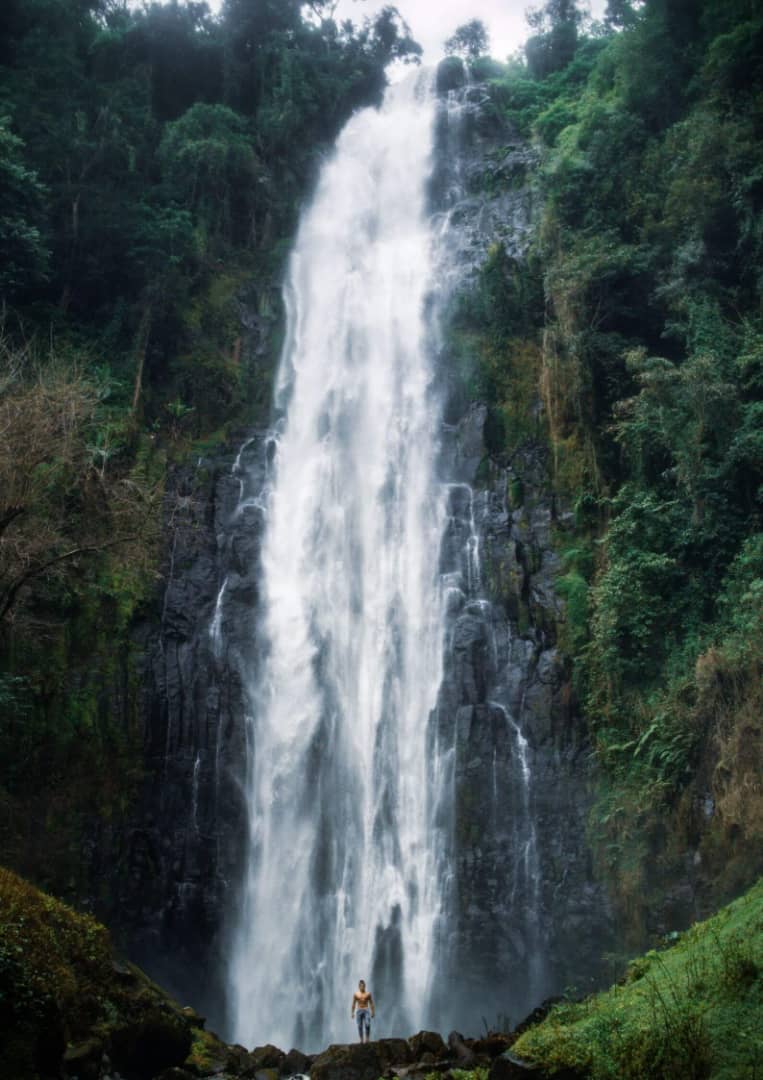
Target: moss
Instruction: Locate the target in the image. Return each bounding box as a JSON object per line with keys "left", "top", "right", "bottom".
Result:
{"left": 0, "top": 435, "right": 157, "bottom": 900}
{"left": 187, "top": 1027, "right": 230, "bottom": 1072}
{"left": 513, "top": 879, "right": 763, "bottom": 1080}
{"left": 441, "top": 1070, "right": 489, "bottom": 1080}
{"left": 0, "top": 868, "right": 114, "bottom": 1077}
{"left": 508, "top": 476, "right": 524, "bottom": 509}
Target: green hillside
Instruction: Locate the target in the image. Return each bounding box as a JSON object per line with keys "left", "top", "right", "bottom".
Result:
{"left": 513, "top": 877, "right": 763, "bottom": 1078}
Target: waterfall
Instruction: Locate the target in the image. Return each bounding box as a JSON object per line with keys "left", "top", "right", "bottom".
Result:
{"left": 228, "top": 71, "right": 449, "bottom": 1052}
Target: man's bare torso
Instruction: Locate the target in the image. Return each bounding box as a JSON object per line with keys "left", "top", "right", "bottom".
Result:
{"left": 353, "top": 990, "right": 372, "bottom": 1010}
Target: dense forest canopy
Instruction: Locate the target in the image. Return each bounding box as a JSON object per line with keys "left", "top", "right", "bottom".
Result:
{"left": 0, "top": 0, "right": 421, "bottom": 616}
{"left": 0, "top": 0, "right": 761, "bottom": 943}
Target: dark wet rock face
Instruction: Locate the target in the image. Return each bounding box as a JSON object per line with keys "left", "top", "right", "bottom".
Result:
{"left": 121, "top": 433, "right": 274, "bottom": 1031}
{"left": 429, "top": 73, "right": 614, "bottom": 1032}
{"left": 309, "top": 1034, "right": 532, "bottom": 1080}
{"left": 431, "top": 71, "right": 538, "bottom": 283}
{"left": 120, "top": 77, "right": 613, "bottom": 1038}
{"left": 311, "top": 1042, "right": 397, "bottom": 1080}
{"left": 433, "top": 413, "right": 614, "bottom": 1030}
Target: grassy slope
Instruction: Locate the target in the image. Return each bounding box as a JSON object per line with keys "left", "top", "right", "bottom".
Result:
{"left": 512, "top": 878, "right": 763, "bottom": 1079}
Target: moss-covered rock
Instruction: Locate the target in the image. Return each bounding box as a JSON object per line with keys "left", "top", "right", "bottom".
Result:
{"left": 0, "top": 867, "right": 230, "bottom": 1080}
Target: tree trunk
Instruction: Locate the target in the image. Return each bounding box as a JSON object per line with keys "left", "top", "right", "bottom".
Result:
{"left": 131, "top": 304, "right": 153, "bottom": 415}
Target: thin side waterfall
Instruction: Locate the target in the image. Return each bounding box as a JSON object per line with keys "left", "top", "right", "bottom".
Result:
{"left": 228, "top": 71, "right": 450, "bottom": 1051}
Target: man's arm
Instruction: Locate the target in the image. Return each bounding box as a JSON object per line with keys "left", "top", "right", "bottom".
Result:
{"left": 351, "top": 993, "right": 356, "bottom": 1017}
{"left": 369, "top": 993, "right": 375, "bottom": 1018}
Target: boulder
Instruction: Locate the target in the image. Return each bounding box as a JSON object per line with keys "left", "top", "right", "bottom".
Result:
{"left": 488, "top": 1052, "right": 541, "bottom": 1079}
{"left": 472, "top": 1034, "right": 513, "bottom": 1059}
{"left": 377, "top": 1038, "right": 413, "bottom": 1066}
{"left": 225, "top": 1043, "right": 256, "bottom": 1074}
{"left": 250, "top": 1044, "right": 287, "bottom": 1070}
{"left": 280, "top": 1047, "right": 312, "bottom": 1075}
{"left": 110, "top": 1007, "right": 193, "bottom": 1079}
{"left": 407, "top": 1031, "right": 447, "bottom": 1060}
{"left": 310, "top": 1042, "right": 385, "bottom": 1080}
{"left": 447, "top": 1032, "right": 476, "bottom": 1066}
{"left": 62, "top": 1037, "right": 104, "bottom": 1080}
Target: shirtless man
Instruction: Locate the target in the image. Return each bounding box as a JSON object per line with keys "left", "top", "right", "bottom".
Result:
{"left": 351, "top": 979, "right": 375, "bottom": 1043}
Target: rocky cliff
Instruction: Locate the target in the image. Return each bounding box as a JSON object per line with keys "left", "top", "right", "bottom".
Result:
{"left": 429, "top": 66, "right": 613, "bottom": 1029}
{"left": 121, "top": 346, "right": 277, "bottom": 1030}
{"left": 120, "top": 67, "right": 613, "bottom": 1036}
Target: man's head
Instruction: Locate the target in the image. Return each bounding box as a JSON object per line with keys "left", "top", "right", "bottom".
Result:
{"left": 358, "top": 980, "right": 366, "bottom": 990}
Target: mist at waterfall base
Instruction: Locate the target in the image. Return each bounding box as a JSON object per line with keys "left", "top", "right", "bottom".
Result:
{"left": 225, "top": 72, "right": 548, "bottom": 1052}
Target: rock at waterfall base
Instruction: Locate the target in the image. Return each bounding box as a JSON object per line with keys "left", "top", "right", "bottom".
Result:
{"left": 488, "top": 1050, "right": 543, "bottom": 1078}
{"left": 281, "top": 1047, "right": 313, "bottom": 1075}
{"left": 249, "top": 1044, "right": 287, "bottom": 1070}
{"left": 310, "top": 1043, "right": 386, "bottom": 1080}
{"left": 407, "top": 1031, "right": 448, "bottom": 1059}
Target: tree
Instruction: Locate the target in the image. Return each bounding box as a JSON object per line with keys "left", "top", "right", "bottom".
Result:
{"left": 604, "top": 0, "right": 644, "bottom": 28}
{"left": 159, "top": 103, "right": 259, "bottom": 244}
{"left": 525, "top": 0, "right": 583, "bottom": 78}
{"left": 0, "top": 338, "right": 158, "bottom": 624}
{"left": 125, "top": 2, "right": 223, "bottom": 121}
{"left": 364, "top": 6, "right": 422, "bottom": 66}
{"left": 0, "top": 119, "right": 49, "bottom": 298}
{"left": 444, "top": 19, "right": 490, "bottom": 60}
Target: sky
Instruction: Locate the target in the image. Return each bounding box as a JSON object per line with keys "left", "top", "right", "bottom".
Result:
{"left": 185, "top": 0, "right": 609, "bottom": 65}
{"left": 333, "top": 0, "right": 607, "bottom": 64}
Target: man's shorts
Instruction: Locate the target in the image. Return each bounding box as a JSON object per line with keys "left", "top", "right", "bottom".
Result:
{"left": 356, "top": 1008, "right": 371, "bottom": 1036}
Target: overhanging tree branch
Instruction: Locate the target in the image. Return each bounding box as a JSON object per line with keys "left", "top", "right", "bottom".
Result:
{"left": 0, "top": 506, "right": 25, "bottom": 538}
{"left": 0, "top": 533, "right": 139, "bottom": 623}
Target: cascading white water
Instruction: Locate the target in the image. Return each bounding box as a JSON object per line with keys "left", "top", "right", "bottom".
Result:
{"left": 229, "top": 71, "right": 450, "bottom": 1052}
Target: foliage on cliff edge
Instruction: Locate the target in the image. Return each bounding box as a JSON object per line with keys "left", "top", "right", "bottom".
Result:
{"left": 460, "top": 0, "right": 763, "bottom": 925}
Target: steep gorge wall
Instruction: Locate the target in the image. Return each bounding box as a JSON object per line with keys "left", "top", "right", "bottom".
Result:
{"left": 430, "top": 74, "right": 613, "bottom": 1028}
{"left": 118, "top": 330, "right": 277, "bottom": 1030}
{"left": 122, "top": 73, "right": 614, "bottom": 1034}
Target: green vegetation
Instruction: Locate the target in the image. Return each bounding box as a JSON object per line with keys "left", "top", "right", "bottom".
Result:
{"left": 445, "top": 19, "right": 490, "bottom": 61}
{"left": 0, "top": 0, "right": 420, "bottom": 433}
{"left": 425, "top": 1070, "right": 488, "bottom": 1080}
{"left": 0, "top": 866, "right": 237, "bottom": 1079}
{"left": 451, "top": 0, "right": 763, "bottom": 924}
{"left": 513, "top": 878, "right": 763, "bottom": 1079}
